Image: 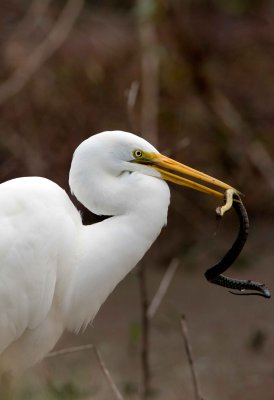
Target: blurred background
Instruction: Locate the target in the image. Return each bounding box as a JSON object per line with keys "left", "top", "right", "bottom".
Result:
{"left": 0, "top": 0, "right": 274, "bottom": 399}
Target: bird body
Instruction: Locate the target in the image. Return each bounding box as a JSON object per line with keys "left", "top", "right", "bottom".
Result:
{"left": 0, "top": 131, "right": 233, "bottom": 374}
{"left": 0, "top": 177, "right": 79, "bottom": 372}
{"left": 0, "top": 132, "right": 170, "bottom": 373}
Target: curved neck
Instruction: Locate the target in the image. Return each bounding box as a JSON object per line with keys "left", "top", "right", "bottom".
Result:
{"left": 65, "top": 178, "right": 170, "bottom": 332}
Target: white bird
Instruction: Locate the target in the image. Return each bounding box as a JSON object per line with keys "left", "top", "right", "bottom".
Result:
{"left": 0, "top": 130, "right": 233, "bottom": 378}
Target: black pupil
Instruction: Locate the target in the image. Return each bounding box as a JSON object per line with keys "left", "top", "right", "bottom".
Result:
{"left": 136, "top": 151, "right": 141, "bottom": 157}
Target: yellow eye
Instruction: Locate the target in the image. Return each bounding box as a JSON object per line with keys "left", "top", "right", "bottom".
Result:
{"left": 133, "top": 149, "right": 143, "bottom": 158}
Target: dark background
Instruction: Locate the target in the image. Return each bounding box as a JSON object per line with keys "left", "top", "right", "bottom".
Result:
{"left": 0, "top": 1, "right": 273, "bottom": 399}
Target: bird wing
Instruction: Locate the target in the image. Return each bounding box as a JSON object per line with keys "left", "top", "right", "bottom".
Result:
{"left": 0, "top": 177, "right": 80, "bottom": 353}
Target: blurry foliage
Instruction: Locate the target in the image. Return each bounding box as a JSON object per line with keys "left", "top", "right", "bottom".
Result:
{"left": 20, "top": 380, "right": 88, "bottom": 400}
{"left": 47, "top": 381, "right": 87, "bottom": 400}
{"left": 128, "top": 320, "right": 141, "bottom": 348}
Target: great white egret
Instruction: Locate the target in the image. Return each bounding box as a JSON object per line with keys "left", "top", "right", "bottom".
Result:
{"left": 0, "top": 130, "right": 234, "bottom": 377}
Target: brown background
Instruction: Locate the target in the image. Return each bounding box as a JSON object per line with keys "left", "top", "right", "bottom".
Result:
{"left": 0, "top": 1, "right": 273, "bottom": 399}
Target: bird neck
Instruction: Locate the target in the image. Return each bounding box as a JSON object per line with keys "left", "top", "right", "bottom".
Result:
{"left": 65, "top": 178, "right": 170, "bottom": 332}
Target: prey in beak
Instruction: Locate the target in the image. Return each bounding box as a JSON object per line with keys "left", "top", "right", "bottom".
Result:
{"left": 132, "top": 150, "right": 239, "bottom": 198}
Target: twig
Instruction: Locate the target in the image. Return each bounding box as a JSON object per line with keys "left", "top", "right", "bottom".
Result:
{"left": 126, "top": 77, "right": 151, "bottom": 398}
{"left": 46, "top": 343, "right": 94, "bottom": 358}
{"left": 47, "top": 344, "right": 124, "bottom": 400}
{"left": 139, "top": 263, "right": 151, "bottom": 399}
{"left": 209, "top": 90, "right": 274, "bottom": 193}
{"left": 126, "top": 81, "right": 139, "bottom": 133}
{"left": 180, "top": 316, "right": 204, "bottom": 400}
{"left": 0, "top": 0, "right": 84, "bottom": 105}
{"left": 94, "top": 347, "right": 125, "bottom": 400}
{"left": 6, "top": 0, "right": 51, "bottom": 44}
{"left": 0, "top": 129, "right": 47, "bottom": 175}
{"left": 137, "top": 0, "right": 160, "bottom": 396}
{"left": 138, "top": 0, "right": 159, "bottom": 146}
{"left": 147, "top": 258, "right": 179, "bottom": 319}
{"left": 247, "top": 141, "right": 274, "bottom": 194}
{"left": 163, "top": 137, "right": 191, "bottom": 157}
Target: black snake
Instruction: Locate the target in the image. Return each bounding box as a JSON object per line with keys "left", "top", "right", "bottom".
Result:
{"left": 204, "top": 190, "right": 271, "bottom": 299}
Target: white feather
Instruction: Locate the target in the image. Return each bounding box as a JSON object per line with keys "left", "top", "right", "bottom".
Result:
{"left": 0, "top": 131, "right": 170, "bottom": 373}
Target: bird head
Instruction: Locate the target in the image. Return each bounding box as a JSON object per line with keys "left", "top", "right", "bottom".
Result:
{"left": 130, "top": 146, "right": 237, "bottom": 198}
{"left": 69, "top": 131, "right": 238, "bottom": 216}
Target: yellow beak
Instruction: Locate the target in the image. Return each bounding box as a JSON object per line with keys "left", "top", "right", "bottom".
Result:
{"left": 148, "top": 153, "right": 238, "bottom": 198}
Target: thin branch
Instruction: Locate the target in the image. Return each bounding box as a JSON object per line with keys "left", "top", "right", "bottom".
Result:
{"left": 0, "top": 129, "right": 47, "bottom": 175}
{"left": 6, "top": 0, "right": 52, "bottom": 44}
{"left": 163, "top": 137, "right": 191, "bottom": 157}
{"left": 180, "top": 316, "right": 204, "bottom": 400}
{"left": 126, "top": 81, "right": 140, "bottom": 133}
{"left": 147, "top": 258, "right": 179, "bottom": 319}
{"left": 93, "top": 347, "right": 125, "bottom": 400}
{"left": 138, "top": 0, "right": 159, "bottom": 146}
{"left": 139, "top": 263, "right": 151, "bottom": 400}
{"left": 0, "top": 0, "right": 84, "bottom": 105}
{"left": 247, "top": 140, "right": 274, "bottom": 194}
{"left": 210, "top": 90, "right": 274, "bottom": 192}
{"left": 126, "top": 78, "right": 151, "bottom": 398}
{"left": 47, "top": 344, "right": 124, "bottom": 400}
{"left": 137, "top": 0, "right": 160, "bottom": 396}
{"left": 46, "top": 344, "right": 94, "bottom": 358}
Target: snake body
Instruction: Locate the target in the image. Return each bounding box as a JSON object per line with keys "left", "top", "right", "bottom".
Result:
{"left": 204, "top": 192, "right": 271, "bottom": 299}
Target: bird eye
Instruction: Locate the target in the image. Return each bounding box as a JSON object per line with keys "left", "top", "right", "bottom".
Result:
{"left": 133, "top": 149, "right": 143, "bottom": 158}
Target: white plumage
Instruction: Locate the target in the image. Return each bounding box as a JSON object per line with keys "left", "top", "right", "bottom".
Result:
{"left": 0, "top": 130, "right": 232, "bottom": 374}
